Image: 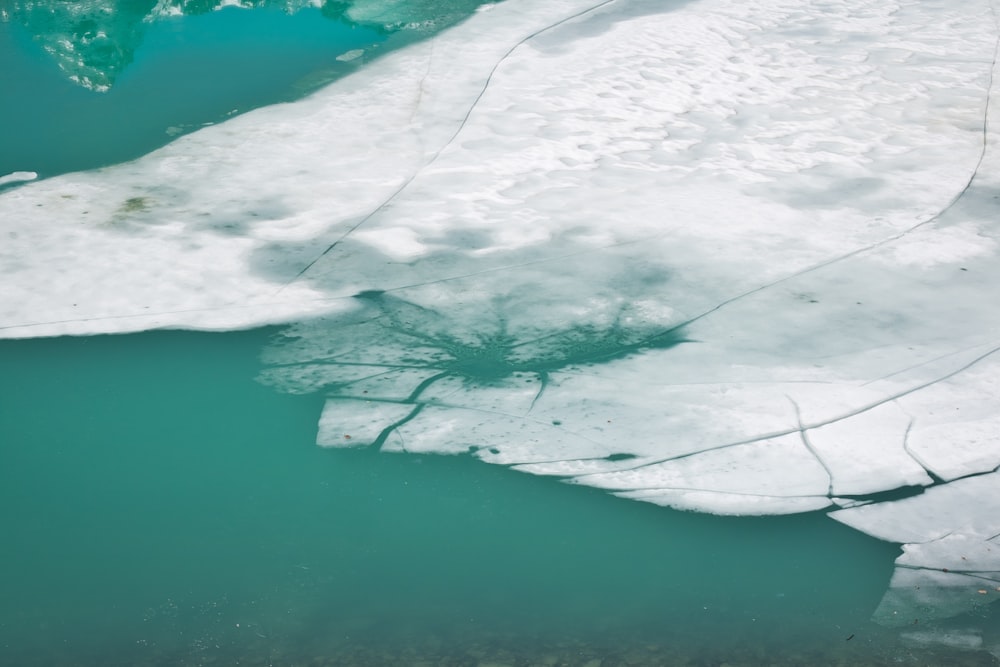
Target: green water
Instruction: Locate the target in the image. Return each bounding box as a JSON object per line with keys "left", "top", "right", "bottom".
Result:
{"left": 0, "top": 328, "right": 924, "bottom": 666}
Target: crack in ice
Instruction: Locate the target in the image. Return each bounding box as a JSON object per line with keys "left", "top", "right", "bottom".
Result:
{"left": 789, "top": 395, "right": 834, "bottom": 497}
{"left": 278, "top": 0, "right": 624, "bottom": 292}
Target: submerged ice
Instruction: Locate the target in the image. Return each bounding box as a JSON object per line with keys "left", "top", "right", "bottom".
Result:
{"left": 2, "top": 0, "right": 1000, "bottom": 653}
{"left": 260, "top": 288, "right": 688, "bottom": 452}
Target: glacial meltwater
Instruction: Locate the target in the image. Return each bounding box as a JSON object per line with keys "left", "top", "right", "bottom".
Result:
{"left": 3, "top": 0, "right": 1000, "bottom": 665}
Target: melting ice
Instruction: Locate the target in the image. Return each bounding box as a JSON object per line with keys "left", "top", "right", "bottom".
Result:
{"left": 2, "top": 0, "right": 1000, "bottom": 655}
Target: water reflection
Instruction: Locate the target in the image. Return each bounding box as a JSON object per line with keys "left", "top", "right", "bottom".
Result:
{"left": 0, "top": 0, "right": 496, "bottom": 177}
{"left": 5, "top": 0, "right": 493, "bottom": 91}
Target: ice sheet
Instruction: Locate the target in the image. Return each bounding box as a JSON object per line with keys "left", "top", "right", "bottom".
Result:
{"left": 3, "top": 0, "right": 1000, "bottom": 642}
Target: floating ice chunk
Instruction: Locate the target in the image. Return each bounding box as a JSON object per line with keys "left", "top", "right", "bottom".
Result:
{"left": 582, "top": 435, "right": 837, "bottom": 515}
{"left": 898, "top": 534, "right": 1000, "bottom": 577}
{"left": 0, "top": 171, "right": 37, "bottom": 187}
{"left": 614, "top": 489, "right": 832, "bottom": 516}
{"left": 512, "top": 456, "right": 659, "bottom": 479}
{"left": 882, "top": 567, "right": 998, "bottom": 626}
{"left": 575, "top": 435, "right": 830, "bottom": 499}
{"left": 832, "top": 472, "right": 1000, "bottom": 626}
{"left": 876, "top": 541, "right": 1000, "bottom": 627}
{"left": 831, "top": 471, "right": 1000, "bottom": 545}
{"left": 259, "top": 271, "right": 994, "bottom": 519}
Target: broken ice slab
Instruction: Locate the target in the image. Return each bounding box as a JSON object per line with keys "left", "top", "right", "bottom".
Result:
{"left": 260, "top": 259, "right": 1000, "bottom": 515}
{"left": 614, "top": 489, "right": 833, "bottom": 516}
{"left": 573, "top": 435, "right": 831, "bottom": 510}
{"left": 0, "top": 171, "right": 37, "bottom": 187}
{"left": 832, "top": 471, "right": 1000, "bottom": 626}
{"left": 831, "top": 472, "right": 1000, "bottom": 544}
{"left": 877, "top": 569, "right": 999, "bottom": 629}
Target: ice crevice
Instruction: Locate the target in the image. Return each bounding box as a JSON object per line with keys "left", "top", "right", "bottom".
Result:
{"left": 788, "top": 395, "right": 834, "bottom": 497}
{"left": 898, "top": 417, "right": 941, "bottom": 483}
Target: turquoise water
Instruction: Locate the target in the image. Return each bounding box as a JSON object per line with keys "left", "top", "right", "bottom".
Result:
{"left": 0, "top": 330, "right": 915, "bottom": 666}
{"left": 0, "top": 6, "right": 362, "bottom": 177}
{"left": 0, "top": 1, "right": 475, "bottom": 179}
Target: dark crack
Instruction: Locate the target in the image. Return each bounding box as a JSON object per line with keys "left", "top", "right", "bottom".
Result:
{"left": 789, "top": 395, "right": 834, "bottom": 497}
{"left": 373, "top": 403, "right": 426, "bottom": 450}
{"left": 899, "top": 416, "right": 944, "bottom": 484}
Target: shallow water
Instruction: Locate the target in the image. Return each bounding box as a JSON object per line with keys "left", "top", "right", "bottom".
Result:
{"left": 0, "top": 328, "right": 949, "bottom": 666}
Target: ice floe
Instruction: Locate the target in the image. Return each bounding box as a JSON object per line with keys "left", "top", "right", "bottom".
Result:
{"left": 3, "top": 0, "right": 1000, "bottom": 646}
{"left": 0, "top": 171, "right": 37, "bottom": 187}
